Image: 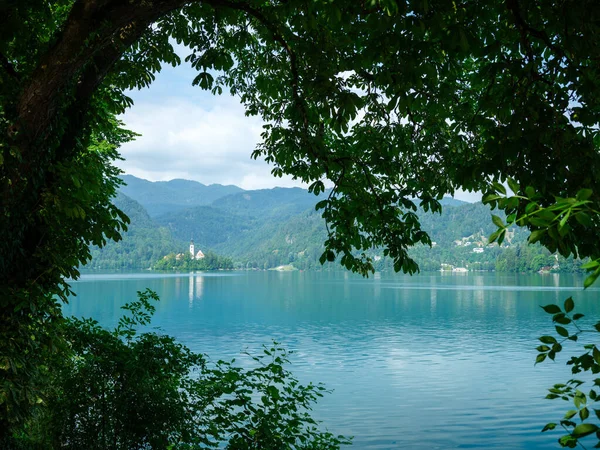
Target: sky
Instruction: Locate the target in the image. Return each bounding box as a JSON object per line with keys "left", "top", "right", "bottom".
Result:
{"left": 118, "top": 58, "right": 481, "bottom": 202}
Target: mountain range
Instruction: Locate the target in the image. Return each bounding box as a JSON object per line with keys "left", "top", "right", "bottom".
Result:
{"left": 88, "top": 175, "right": 565, "bottom": 273}
{"left": 119, "top": 174, "right": 243, "bottom": 217}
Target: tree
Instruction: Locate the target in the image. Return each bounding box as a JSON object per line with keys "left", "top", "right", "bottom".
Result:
{"left": 1, "top": 0, "right": 599, "bottom": 444}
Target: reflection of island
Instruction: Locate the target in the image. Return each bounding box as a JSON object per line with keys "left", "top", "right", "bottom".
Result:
{"left": 188, "top": 273, "right": 205, "bottom": 306}
{"left": 268, "top": 265, "right": 297, "bottom": 271}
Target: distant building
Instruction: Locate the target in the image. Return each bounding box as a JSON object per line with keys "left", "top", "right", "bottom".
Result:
{"left": 190, "top": 239, "right": 205, "bottom": 260}
{"left": 473, "top": 247, "right": 484, "bottom": 253}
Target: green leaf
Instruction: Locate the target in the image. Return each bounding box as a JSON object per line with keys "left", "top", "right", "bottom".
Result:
{"left": 525, "top": 186, "right": 536, "bottom": 199}
{"left": 315, "top": 200, "right": 328, "bottom": 210}
{"left": 572, "top": 423, "right": 599, "bottom": 438}
{"left": 581, "top": 260, "right": 600, "bottom": 270}
{"left": 525, "top": 202, "right": 538, "bottom": 214}
{"left": 593, "top": 347, "right": 600, "bottom": 365}
{"left": 565, "top": 409, "right": 578, "bottom": 420}
{"left": 576, "top": 189, "right": 593, "bottom": 201}
{"left": 491, "top": 214, "right": 504, "bottom": 228}
{"left": 558, "top": 435, "right": 577, "bottom": 448}
{"left": 326, "top": 250, "right": 335, "bottom": 262}
{"left": 539, "top": 335, "right": 558, "bottom": 344}
{"left": 559, "top": 210, "right": 571, "bottom": 231}
{"left": 541, "top": 304, "right": 561, "bottom": 314}
{"left": 564, "top": 297, "right": 574, "bottom": 313}
{"left": 584, "top": 270, "right": 600, "bottom": 289}
{"left": 492, "top": 182, "right": 506, "bottom": 195}
{"left": 542, "top": 422, "right": 557, "bottom": 432}
{"left": 497, "top": 229, "right": 506, "bottom": 245}
{"left": 482, "top": 193, "right": 502, "bottom": 204}
{"left": 556, "top": 326, "right": 569, "bottom": 337}
{"left": 528, "top": 230, "right": 546, "bottom": 243}
{"left": 507, "top": 178, "right": 520, "bottom": 195}
{"left": 580, "top": 407, "right": 590, "bottom": 421}
{"left": 529, "top": 217, "right": 550, "bottom": 227}
{"left": 488, "top": 230, "right": 501, "bottom": 243}
{"left": 535, "top": 353, "right": 547, "bottom": 365}
{"left": 554, "top": 314, "right": 572, "bottom": 325}
{"left": 575, "top": 212, "right": 593, "bottom": 227}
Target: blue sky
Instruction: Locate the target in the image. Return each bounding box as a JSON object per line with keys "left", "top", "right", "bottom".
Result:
{"left": 118, "top": 58, "right": 480, "bottom": 202}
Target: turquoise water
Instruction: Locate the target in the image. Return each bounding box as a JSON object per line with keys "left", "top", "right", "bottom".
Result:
{"left": 65, "top": 271, "right": 600, "bottom": 449}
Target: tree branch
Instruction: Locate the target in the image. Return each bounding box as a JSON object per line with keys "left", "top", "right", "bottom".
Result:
{"left": 17, "top": 0, "right": 196, "bottom": 145}
{"left": 16, "top": 0, "right": 315, "bottom": 158}
{"left": 505, "top": 0, "right": 569, "bottom": 63}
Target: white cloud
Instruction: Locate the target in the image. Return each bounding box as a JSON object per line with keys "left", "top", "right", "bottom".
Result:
{"left": 117, "top": 62, "right": 477, "bottom": 201}
{"left": 117, "top": 93, "right": 302, "bottom": 189}
{"left": 453, "top": 189, "right": 482, "bottom": 203}
{"left": 115, "top": 56, "right": 307, "bottom": 190}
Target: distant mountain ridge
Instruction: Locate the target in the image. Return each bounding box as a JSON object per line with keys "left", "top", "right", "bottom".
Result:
{"left": 96, "top": 175, "right": 554, "bottom": 272}
{"left": 119, "top": 174, "right": 244, "bottom": 217}
{"left": 120, "top": 175, "right": 470, "bottom": 217}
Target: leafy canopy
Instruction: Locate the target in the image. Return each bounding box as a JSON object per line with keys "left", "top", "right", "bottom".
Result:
{"left": 1, "top": 0, "right": 600, "bottom": 442}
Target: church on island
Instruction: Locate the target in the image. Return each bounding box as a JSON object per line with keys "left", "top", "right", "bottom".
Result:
{"left": 189, "top": 239, "right": 205, "bottom": 260}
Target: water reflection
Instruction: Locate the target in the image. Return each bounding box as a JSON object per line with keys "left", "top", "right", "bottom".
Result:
{"left": 66, "top": 271, "right": 599, "bottom": 449}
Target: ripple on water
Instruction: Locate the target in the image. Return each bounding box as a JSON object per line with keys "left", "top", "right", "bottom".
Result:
{"left": 65, "top": 271, "right": 594, "bottom": 449}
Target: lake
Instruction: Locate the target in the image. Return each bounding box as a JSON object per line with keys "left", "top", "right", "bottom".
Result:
{"left": 65, "top": 271, "right": 600, "bottom": 449}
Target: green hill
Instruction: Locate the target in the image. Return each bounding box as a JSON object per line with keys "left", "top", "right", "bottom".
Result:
{"left": 211, "top": 208, "right": 328, "bottom": 270}
{"left": 155, "top": 205, "right": 257, "bottom": 248}
{"left": 154, "top": 186, "right": 327, "bottom": 247}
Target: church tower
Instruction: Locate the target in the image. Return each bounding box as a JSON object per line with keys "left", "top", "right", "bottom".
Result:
{"left": 190, "top": 238, "right": 195, "bottom": 259}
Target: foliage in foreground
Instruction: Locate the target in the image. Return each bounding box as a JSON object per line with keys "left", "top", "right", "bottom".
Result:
{"left": 484, "top": 183, "right": 600, "bottom": 448}
{"left": 536, "top": 299, "right": 600, "bottom": 449}
{"left": 13, "top": 290, "right": 349, "bottom": 450}
{"left": 2, "top": 0, "right": 600, "bottom": 446}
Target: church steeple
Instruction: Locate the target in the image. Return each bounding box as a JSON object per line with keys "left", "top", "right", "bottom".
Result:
{"left": 190, "top": 238, "right": 195, "bottom": 259}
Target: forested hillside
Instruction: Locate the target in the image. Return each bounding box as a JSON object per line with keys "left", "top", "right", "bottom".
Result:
{"left": 154, "top": 187, "right": 328, "bottom": 251}
{"left": 87, "top": 193, "right": 182, "bottom": 269}
{"left": 212, "top": 209, "right": 329, "bottom": 270}
{"left": 155, "top": 205, "right": 253, "bottom": 248}
{"left": 214, "top": 187, "right": 328, "bottom": 221}
{"left": 86, "top": 177, "right": 584, "bottom": 273}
